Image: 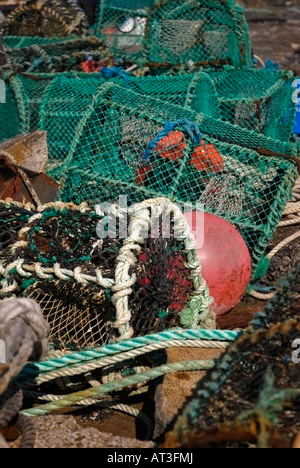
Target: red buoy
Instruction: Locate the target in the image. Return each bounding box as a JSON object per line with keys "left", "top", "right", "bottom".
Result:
{"left": 185, "top": 211, "right": 252, "bottom": 316}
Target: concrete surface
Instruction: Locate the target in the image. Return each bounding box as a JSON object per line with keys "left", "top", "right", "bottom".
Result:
{"left": 34, "top": 415, "right": 155, "bottom": 449}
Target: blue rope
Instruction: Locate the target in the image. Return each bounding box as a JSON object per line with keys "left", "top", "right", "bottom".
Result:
{"left": 251, "top": 284, "right": 276, "bottom": 293}
{"left": 141, "top": 118, "right": 202, "bottom": 166}
{"left": 97, "top": 67, "right": 129, "bottom": 84}
{"left": 27, "top": 57, "right": 44, "bottom": 73}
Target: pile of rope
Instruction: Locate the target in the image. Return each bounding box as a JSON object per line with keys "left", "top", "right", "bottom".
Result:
{"left": 281, "top": 176, "right": 300, "bottom": 228}
{"left": 17, "top": 328, "right": 238, "bottom": 441}
{"left": 0, "top": 299, "right": 49, "bottom": 448}
{"left": 249, "top": 177, "right": 300, "bottom": 300}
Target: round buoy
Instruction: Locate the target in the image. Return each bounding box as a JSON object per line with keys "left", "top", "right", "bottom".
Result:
{"left": 185, "top": 211, "right": 252, "bottom": 316}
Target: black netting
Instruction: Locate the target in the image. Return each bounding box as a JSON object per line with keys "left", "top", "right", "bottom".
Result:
{"left": 165, "top": 262, "right": 300, "bottom": 448}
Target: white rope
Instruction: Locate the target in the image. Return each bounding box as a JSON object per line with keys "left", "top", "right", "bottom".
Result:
{"left": 112, "top": 198, "right": 214, "bottom": 340}
{"left": 249, "top": 177, "right": 300, "bottom": 300}
{"left": 248, "top": 290, "right": 276, "bottom": 301}
{"left": 21, "top": 339, "right": 228, "bottom": 387}
{"left": 253, "top": 54, "right": 265, "bottom": 68}
{"left": 279, "top": 178, "right": 300, "bottom": 227}
{"left": 0, "top": 298, "right": 50, "bottom": 383}
{"left": 0, "top": 259, "right": 114, "bottom": 295}
{"left": 23, "top": 390, "right": 154, "bottom": 440}
{"left": 0, "top": 298, "right": 49, "bottom": 346}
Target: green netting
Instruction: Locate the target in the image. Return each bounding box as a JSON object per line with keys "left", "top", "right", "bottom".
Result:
{"left": 0, "top": 84, "right": 20, "bottom": 143}
{"left": 95, "top": 0, "right": 159, "bottom": 59}
{"left": 209, "top": 68, "right": 295, "bottom": 142}
{"left": 40, "top": 75, "right": 103, "bottom": 179}
{"left": 3, "top": 65, "right": 294, "bottom": 150}
{"left": 144, "top": 0, "right": 252, "bottom": 70}
{"left": 1, "top": 73, "right": 95, "bottom": 141}
{"left": 94, "top": 0, "right": 252, "bottom": 69}
{"left": 38, "top": 83, "right": 298, "bottom": 275}
{"left": 8, "top": 74, "right": 55, "bottom": 136}
{"left": 0, "top": 0, "right": 88, "bottom": 38}
{"left": 127, "top": 72, "right": 220, "bottom": 118}
{"left": 37, "top": 73, "right": 220, "bottom": 176}
{"left": 3, "top": 72, "right": 220, "bottom": 139}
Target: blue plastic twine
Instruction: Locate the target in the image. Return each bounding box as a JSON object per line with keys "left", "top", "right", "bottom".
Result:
{"left": 98, "top": 67, "right": 129, "bottom": 84}
{"left": 141, "top": 118, "right": 202, "bottom": 166}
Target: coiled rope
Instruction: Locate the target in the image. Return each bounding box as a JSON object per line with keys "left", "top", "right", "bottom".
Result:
{"left": 249, "top": 177, "right": 300, "bottom": 300}
{"left": 18, "top": 329, "right": 239, "bottom": 387}
{"left": 21, "top": 360, "right": 216, "bottom": 418}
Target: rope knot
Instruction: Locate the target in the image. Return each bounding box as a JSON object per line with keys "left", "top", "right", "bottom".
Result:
{"left": 98, "top": 67, "right": 128, "bottom": 84}
{"left": 142, "top": 118, "right": 202, "bottom": 166}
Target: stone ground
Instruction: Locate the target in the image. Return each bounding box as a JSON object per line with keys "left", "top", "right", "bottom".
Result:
{"left": 242, "top": 1, "right": 300, "bottom": 74}
{"left": 4, "top": 0, "right": 300, "bottom": 449}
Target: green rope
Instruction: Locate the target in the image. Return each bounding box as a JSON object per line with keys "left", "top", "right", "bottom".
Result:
{"left": 21, "top": 359, "right": 215, "bottom": 417}
{"left": 20, "top": 329, "right": 240, "bottom": 377}
{"left": 19, "top": 339, "right": 230, "bottom": 387}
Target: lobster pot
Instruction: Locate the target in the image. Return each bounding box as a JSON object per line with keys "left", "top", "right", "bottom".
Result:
{"left": 36, "top": 72, "right": 219, "bottom": 178}
{"left": 2, "top": 37, "right": 110, "bottom": 74}
{"left": 48, "top": 84, "right": 298, "bottom": 276}
{"left": 38, "top": 70, "right": 295, "bottom": 181}
{"left": 164, "top": 262, "right": 300, "bottom": 448}
{"left": 126, "top": 69, "right": 295, "bottom": 141}
{"left": 145, "top": 0, "right": 252, "bottom": 71}
{"left": 2, "top": 67, "right": 294, "bottom": 152}
{"left": 209, "top": 68, "right": 295, "bottom": 142}
{"left": 0, "top": 198, "right": 212, "bottom": 349}
{"left": 0, "top": 72, "right": 102, "bottom": 148}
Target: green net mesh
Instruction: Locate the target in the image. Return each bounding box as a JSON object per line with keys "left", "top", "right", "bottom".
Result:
{"left": 209, "top": 68, "right": 295, "bottom": 142}
{"left": 0, "top": 72, "right": 220, "bottom": 145}
{"left": 164, "top": 261, "right": 300, "bottom": 448}
{"left": 144, "top": 0, "right": 252, "bottom": 71}
{"left": 7, "top": 74, "right": 56, "bottom": 136}
{"left": 40, "top": 83, "right": 298, "bottom": 275}
{"left": 95, "top": 0, "right": 158, "bottom": 60}
{"left": 0, "top": 198, "right": 213, "bottom": 348}
{"left": 94, "top": 0, "right": 252, "bottom": 70}
{"left": 1, "top": 66, "right": 294, "bottom": 149}
{"left": 0, "top": 0, "right": 88, "bottom": 38}
{"left": 0, "top": 83, "right": 21, "bottom": 143}
{"left": 39, "top": 75, "right": 103, "bottom": 179}
{"left": 1, "top": 73, "right": 95, "bottom": 140}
